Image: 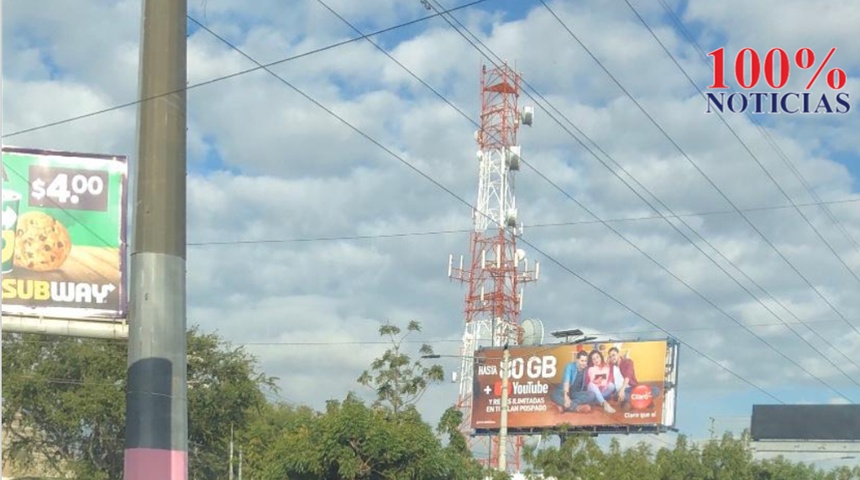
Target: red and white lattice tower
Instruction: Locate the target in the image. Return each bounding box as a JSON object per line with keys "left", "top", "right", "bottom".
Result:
{"left": 447, "top": 63, "right": 538, "bottom": 472}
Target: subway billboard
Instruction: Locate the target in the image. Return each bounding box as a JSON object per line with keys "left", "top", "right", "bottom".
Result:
{"left": 471, "top": 339, "right": 679, "bottom": 434}
{"left": 2, "top": 147, "right": 128, "bottom": 321}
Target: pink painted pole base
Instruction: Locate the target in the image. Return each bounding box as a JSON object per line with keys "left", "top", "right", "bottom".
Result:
{"left": 125, "top": 448, "right": 187, "bottom": 480}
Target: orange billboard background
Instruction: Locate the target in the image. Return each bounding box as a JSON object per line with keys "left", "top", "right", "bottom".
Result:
{"left": 470, "top": 339, "right": 676, "bottom": 432}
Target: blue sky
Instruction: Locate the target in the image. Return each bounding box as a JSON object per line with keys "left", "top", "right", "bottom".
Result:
{"left": 4, "top": 0, "right": 860, "bottom": 471}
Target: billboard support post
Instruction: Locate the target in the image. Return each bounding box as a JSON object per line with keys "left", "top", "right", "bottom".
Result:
{"left": 123, "top": 0, "right": 188, "bottom": 479}
{"left": 498, "top": 345, "right": 510, "bottom": 472}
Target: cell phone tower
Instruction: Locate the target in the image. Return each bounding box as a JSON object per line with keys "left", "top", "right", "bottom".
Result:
{"left": 447, "top": 63, "right": 539, "bottom": 472}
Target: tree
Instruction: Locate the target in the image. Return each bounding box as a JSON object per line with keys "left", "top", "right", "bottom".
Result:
{"left": 522, "top": 431, "right": 606, "bottom": 480}
{"left": 236, "top": 400, "right": 319, "bottom": 478}
{"left": 356, "top": 319, "right": 444, "bottom": 415}
{"left": 824, "top": 466, "right": 860, "bottom": 480}
{"left": 752, "top": 455, "right": 829, "bottom": 480}
{"left": 252, "top": 319, "right": 487, "bottom": 480}
{"left": 600, "top": 438, "right": 658, "bottom": 480}
{"left": 700, "top": 431, "right": 755, "bottom": 480}
{"left": 654, "top": 434, "right": 708, "bottom": 480}
{"left": 521, "top": 427, "right": 859, "bottom": 480}
{"left": 1, "top": 326, "right": 276, "bottom": 479}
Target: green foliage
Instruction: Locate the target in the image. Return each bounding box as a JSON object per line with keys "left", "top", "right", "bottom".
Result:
{"left": 655, "top": 435, "right": 708, "bottom": 480}
{"left": 356, "top": 320, "right": 444, "bottom": 415}
{"left": 253, "top": 393, "right": 485, "bottom": 480}
{"left": 700, "top": 431, "right": 754, "bottom": 480}
{"left": 13, "top": 318, "right": 854, "bottom": 480}
{"left": 243, "top": 319, "right": 484, "bottom": 480}
{"left": 185, "top": 326, "right": 278, "bottom": 479}
{"left": 522, "top": 432, "right": 606, "bottom": 480}
{"left": 1, "top": 326, "right": 276, "bottom": 480}
{"left": 2, "top": 333, "right": 128, "bottom": 479}
{"left": 523, "top": 430, "right": 859, "bottom": 480}
{"left": 238, "top": 401, "right": 318, "bottom": 477}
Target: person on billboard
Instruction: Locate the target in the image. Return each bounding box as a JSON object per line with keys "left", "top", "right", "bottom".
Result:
{"left": 607, "top": 346, "right": 660, "bottom": 411}
{"left": 585, "top": 349, "right": 622, "bottom": 414}
{"left": 550, "top": 350, "right": 598, "bottom": 413}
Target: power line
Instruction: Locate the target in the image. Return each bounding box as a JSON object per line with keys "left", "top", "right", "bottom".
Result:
{"left": 653, "top": 0, "right": 860, "bottom": 281}
{"left": 1, "top": 316, "right": 850, "bottom": 345}
{"left": 606, "top": 0, "right": 860, "bottom": 378}
{"left": 2, "top": 1, "right": 809, "bottom": 407}
{"left": 183, "top": 0, "right": 860, "bottom": 390}
{"left": 6, "top": 2, "right": 856, "bottom": 392}
{"left": 302, "top": 3, "right": 860, "bottom": 394}
{"left": 426, "top": 0, "right": 860, "bottom": 384}
{"left": 620, "top": 0, "right": 860, "bottom": 296}
{"left": 186, "top": 197, "right": 860, "bottom": 246}
{"left": 535, "top": 0, "right": 860, "bottom": 345}
{"left": 0, "top": 0, "right": 490, "bottom": 139}
{"left": 186, "top": 15, "right": 787, "bottom": 405}
{"left": 422, "top": 0, "right": 855, "bottom": 398}
{"left": 308, "top": 0, "right": 860, "bottom": 392}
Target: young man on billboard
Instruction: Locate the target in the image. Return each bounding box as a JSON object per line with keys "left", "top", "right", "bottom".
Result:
{"left": 608, "top": 346, "right": 659, "bottom": 411}
{"left": 551, "top": 350, "right": 598, "bottom": 413}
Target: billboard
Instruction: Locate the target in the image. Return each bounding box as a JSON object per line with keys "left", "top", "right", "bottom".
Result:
{"left": 751, "top": 404, "right": 860, "bottom": 441}
{"left": 471, "top": 339, "right": 679, "bottom": 434}
{"left": 2, "top": 147, "right": 128, "bottom": 321}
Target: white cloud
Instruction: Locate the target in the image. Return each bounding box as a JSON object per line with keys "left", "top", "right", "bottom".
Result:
{"left": 4, "top": 0, "right": 860, "bottom": 456}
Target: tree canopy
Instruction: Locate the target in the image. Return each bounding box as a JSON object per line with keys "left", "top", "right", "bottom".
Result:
{"left": 246, "top": 319, "right": 488, "bottom": 480}
{"left": 4, "top": 321, "right": 858, "bottom": 479}
{"left": 1, "top": 326, "right": 276, "bottom": 479}
{"left": 523, "top": 431, "right": 860, "bottom": 480}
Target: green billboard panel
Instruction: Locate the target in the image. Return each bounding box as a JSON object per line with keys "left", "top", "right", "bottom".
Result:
{"left": 2, "top": 147, "right": 128, "bottom": 321}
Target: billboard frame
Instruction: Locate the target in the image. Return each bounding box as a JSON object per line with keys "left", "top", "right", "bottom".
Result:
{"left": 750, "top": 404, "right": 860, "bottom": 442}
{"left": 470, "top": 337, "right": 681, "bottom": 437}
{"left": 2, "top": 145, "right": 129, "bottom": 326}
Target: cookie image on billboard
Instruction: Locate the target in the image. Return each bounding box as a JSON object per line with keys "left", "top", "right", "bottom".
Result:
{"left": 14, "top": 211, "right": 73, "bottom": 272}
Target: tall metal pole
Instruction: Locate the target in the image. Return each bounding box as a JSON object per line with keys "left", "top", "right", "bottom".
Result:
{"left": 498, "top": 345, "right": 510, "bottom": 472}
{"left": 124, "top": 0, "right": 188, "bottom": 479}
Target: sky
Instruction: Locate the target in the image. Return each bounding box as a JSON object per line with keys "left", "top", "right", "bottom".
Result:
{"left": 3, "top": 0, "right": 860, "bottom": 471}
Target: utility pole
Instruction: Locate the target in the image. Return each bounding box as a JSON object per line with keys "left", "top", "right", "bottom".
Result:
{"left": 123, "top": 1, "right": 188, "bottom": 479}
{"left": 498, "top": 345, "right": 510, "bottom": 472}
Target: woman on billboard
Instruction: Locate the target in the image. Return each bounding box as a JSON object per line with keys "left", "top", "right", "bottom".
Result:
{"left": 586, "top": 350, "right": 623, "bottom": 414}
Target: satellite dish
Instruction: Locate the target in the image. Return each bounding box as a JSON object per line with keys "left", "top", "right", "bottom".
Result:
{"left": 516, "top": 249, "right": 526, "bottom": 262}
{"left": 520, "top": 318, "right": 544, "bottom": 346}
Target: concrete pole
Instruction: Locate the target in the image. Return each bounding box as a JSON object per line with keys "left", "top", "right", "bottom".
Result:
{"left": 498, "top": 345, "right": 510, "bottom": 472}
{"left": 123, "top": 0, "right": 188, "bottom": 479}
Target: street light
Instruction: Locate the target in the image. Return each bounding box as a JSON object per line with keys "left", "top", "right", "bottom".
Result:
{"left": 422, "top": 346, "right": 512, "bottom": 473}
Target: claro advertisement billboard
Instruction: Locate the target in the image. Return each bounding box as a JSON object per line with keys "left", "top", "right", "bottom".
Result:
{"left": 2, "top": 147, "right": 128, "bottom": 321}
{"left": 471, "top": 339, "right": 679, "bottom": 434}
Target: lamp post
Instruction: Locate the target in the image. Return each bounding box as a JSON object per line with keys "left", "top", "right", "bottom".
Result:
{"left": 423, "top": 348, "right": 512, "bottom": 473}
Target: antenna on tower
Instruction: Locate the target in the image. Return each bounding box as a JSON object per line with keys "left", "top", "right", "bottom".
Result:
{"left": 520, "top": 106, "right": 534, "bottom": 126}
